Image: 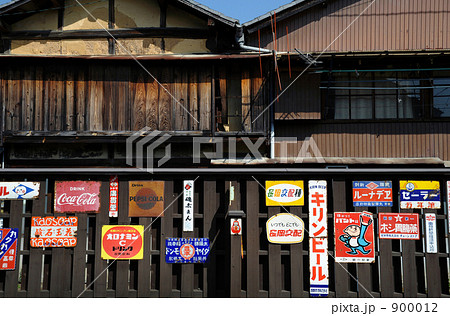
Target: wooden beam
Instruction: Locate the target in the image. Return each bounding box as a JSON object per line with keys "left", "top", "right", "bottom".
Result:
{"left": 157, "top": 0, "right": 167, "bottom": 28}
{"left": 2, "top": 27, "right": 210, "bottom": 40}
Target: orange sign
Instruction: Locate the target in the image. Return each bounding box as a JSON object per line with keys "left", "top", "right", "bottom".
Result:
{"left": 128, "top": 181, "right": 164, "bottom": 217}
{"left": 30, "top": 217, "right": 78, "bottom": 247}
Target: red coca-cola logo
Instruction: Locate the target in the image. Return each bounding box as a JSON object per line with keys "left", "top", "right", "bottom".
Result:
{"left": 54, "top": 181, "right": 101, "bottom": 213}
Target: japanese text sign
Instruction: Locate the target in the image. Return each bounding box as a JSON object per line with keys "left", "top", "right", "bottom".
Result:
{"left": 31, "top": 217, "right": 77, "bottom": 247}
{"left": 165, "top": 238, "right": 210, "bottom": 263}
{"left": 400, "top": 181, "right": 440, "bottom": 209}
{"left": 129, "top": 181, "right": 164, "bottom": 217}
{"left": 183, "top": 181, "right": 194, "bottom": 231}
{"left": 425, "top": 213, "right": 437, "bottom": 253}
{"left": 353, "top": 181, "right": 393, "bottom": 207}
{"left": 54, "top": 181, "right": 101, "bottom": 213}
{"left": 266, "top": 213, "right": 304, "bottom": 244}
{"left": 334, "top": 212, "right": 375, "bottom": 263}
{"left": 101, "top": 225, "right": 144, "bottom": 260}
{"left": 309, "top": 237, "right": 328, "bottom": 297}
{"left": 308, "top": 180, "right": 328, "bottom": 296}
{"left": 265, "top": 181, "right": 304, "bottom": 206}
{"left": 0, "top": 182, "right": 40, "bottom": 200}
{"left": 109, "top": 176, "right": 119, "bottom": 217}
{"left": 379, "top": 213, "right": 419, "bottom": 240}
{"left": 447, "top": 181, "right": 450, "bottom": 232}
{"left": 0, "top": 228, "right": 18, "bottom": 270}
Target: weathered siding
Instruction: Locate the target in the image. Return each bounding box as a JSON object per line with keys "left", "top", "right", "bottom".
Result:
{"left": 275, "top": 121, "right": 450, "bottom": 162}
{"left": 247, "top": 0, "right": 450, "bottom": 53}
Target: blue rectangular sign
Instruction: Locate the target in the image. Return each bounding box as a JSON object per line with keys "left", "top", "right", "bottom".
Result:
{"left": 165, "top": 238, "right": 210, "bottom": 263}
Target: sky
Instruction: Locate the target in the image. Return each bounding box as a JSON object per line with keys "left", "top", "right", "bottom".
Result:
{"left": 0, "top": 0, "right": 293, "bottom": 23}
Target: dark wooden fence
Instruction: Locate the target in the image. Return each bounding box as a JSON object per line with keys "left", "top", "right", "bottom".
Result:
{"left": 0, "top": 174, "right": 448, "bottom": 298}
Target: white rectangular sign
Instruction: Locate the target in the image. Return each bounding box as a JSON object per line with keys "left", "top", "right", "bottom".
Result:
{"left": 308, "top": 180, "right": 328, "bottom": 297}
{"left": 425, "top": 213, "right": 437, "bottom": 253}
{"left": 109, "top": 176, "right": 119, "bottom": 218}
{"left": 0, "top": 182, "right": 40, "bottom": 200}
{"left": 183, "top": 181, "right": 194, "bottom": 232}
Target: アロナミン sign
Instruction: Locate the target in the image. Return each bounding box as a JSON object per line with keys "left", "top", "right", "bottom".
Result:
{"left": 101, "top": 225, "right": 144, "bottom": 260}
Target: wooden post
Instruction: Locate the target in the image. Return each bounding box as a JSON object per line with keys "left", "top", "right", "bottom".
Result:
{"left": 229, "top": 180, "right": 241, "bottom": 298}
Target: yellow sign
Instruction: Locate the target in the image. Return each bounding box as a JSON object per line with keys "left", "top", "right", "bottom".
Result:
{"left": 101, "top": 225, "right": 144, "bottom": 260}
{"left": 400, "top": 181, "right": 440, "bottom": 191}
{"left": 265, "top": 181, "right": 304, "bottom": 206}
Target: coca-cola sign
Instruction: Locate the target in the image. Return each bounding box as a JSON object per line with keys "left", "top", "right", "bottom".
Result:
{"left": 54, "top": 181, "right": 101, "bottom": 213}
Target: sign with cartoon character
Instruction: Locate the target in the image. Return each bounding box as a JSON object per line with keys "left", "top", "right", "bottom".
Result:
{"left": 230, "top": 218, "right": 242, "bottom": 235}
{"left": 334, "top": 212, "right": 375, "bottom": 263}
{"left": 400, "top": 181, "right": 440, "bottom": 209}
{"left": 0, "top": 182, "right": 40, "bottom": 200}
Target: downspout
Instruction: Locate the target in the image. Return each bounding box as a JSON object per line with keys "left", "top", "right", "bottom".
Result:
{"left": 235, "top": 25, "right": 276, "bottom": 158}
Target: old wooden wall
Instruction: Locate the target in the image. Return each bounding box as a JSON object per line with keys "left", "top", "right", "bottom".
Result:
{"left": 0, "top": 174, "right": 449, "bottom": 298}
{"left": 0, "top": 59, "right": 269, "bottom": 134}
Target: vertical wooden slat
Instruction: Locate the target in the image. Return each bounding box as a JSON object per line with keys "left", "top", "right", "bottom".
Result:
{"left": 268, "top": 206, "right": 282, "bottom": 298}
{"left": 4, "top": 201, "right": 23, "bottom": 297}
{"left": 400, "top": 208, "right": 417, "bottom": 298}
{"left": 49, "top": 247, "right": 71, "bottom": 297}
{"left": 76, "top": 68, "right": 86, "bottom": 131}
{"left": 132, "top": 69, "right": 146, "bottom": 131}
{"left": 94, "top": 182, "right": 109, "bottom": 297}
{"left": 246, "top": 180, "right": 259, "bottom": 297}
{"left": 159, "top": 180, "right": 173, "bottom": 297}
{"left": 241, "top": 70, "right": 251, "bottom": 132}
{"left": 66, "top": 68, "right": 75, "bottom": 131}
{"left": 203, "top": 180, "right": 217, "bottom": 297}
{"left": 229, "top": 180, "right": 242, "bottom": 298}
{"left": 72, "top": 213, "right": 87, "bottom": 297}
{"left": 290, "top": 206, "right": 304, "bottom": 297}
{"left": 22, "top": 66, "right": 34, "bottom": 130}
{"left": 424, "top": 209, "right": 440, "bottom": 298}
{"left": 189, "top": 70, "right": 199, "bottom": 131}
{"left": 137, "top": 217, "right": 151, "bottom": 297}
{"left": 146, "top": 68, "right": 159, "bottom": 130}
{"left": 116, "top": 180, "right": 130, "bottom": 297}
{"left": 27, "top": 181, "right": 47, "bottom": 297}
{"left": 378, "top": 206, "right": 395, "bottom": 297}
{"left": 54, "top": 71, "right": 64, "bottom": 131}
{"left": 104, "top": 67, "right": 115, "bottom": 131}
{"left": 88, "top": 65, "right": 104, "bottom": 131}
{"left": 333, "top": 179, "right": 351, "bottom": 297}
{"left": 159, "top": 68, "right": 172, "bottom": 131}
{"left": 198, "top": 68, "right": 211, "bottom": 131}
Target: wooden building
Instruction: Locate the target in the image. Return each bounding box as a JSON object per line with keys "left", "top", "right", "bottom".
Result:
{"left": 0, "top": 0, "right": 448, "bottom": 298}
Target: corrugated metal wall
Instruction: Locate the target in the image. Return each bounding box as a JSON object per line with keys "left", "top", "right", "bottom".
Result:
{"left": 275, "top": 121, "right": 450, "bottom": 161}
{"left": 248, "top": 0, "right": 450, "bottom": 53}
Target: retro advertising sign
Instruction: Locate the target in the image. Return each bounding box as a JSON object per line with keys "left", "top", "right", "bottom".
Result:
{"left": 309, "top": 237, "right": 328, "bottom": 297}
{"left": 447, "top": 181, "right": 450, "bottom": 232}
{"left": 425, "top": 213, "right": 437, "bottom": 253}
{"left": 352, "top": 181, "right": 393, "bottom": 207}
{"left": 230, "top": 218, "right": 242, "bottom": 235}
{"left": 183, "top": 180, "right": 194, "bottom": 231}
{"left": 334, "top": 212, "right": 375, "bottom": 263}
{"left": 400, "top": 181, "right": 440, "bottom": 209}
{"left": 101, "top": 225, "right": 144, "bottom": 260}
{"left": 54, "top": 181, "right": 101, "bottom": 213}
{"left": 109, "top": 176, "right": 119, "bottom": 218}
{"left": 379, "top": 213, "right": 419, "bottom": 240}
{"left": 266, "top": 213, "right": 304, "bottom": 244}
{"left": 129, "top": 181, "right": 164, "bottom": 217}
{"left": 30, "top": 217, "right": 77, "bottom": 248}
{"left": 308, "top": 180, "right": 328, "bottom": 297}
{"left": 0, "top": 182, "right": 40, "bottom": 200}
{"left": 165, "top": 238, "right": 210, "bottom": 263}
{"left": 0, "top": 228, "right": 18, "bottom": 270}
{"left": 265, "top": 181, "right": 304, "bottom": 206}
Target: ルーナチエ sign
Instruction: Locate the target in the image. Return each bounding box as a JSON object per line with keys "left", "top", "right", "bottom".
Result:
{"left": 129, "top": 181, "right": 164, "bottom": 217}
{"left": 266, "top": 213, "right": 304, "bottom": 244}
{"left": 265, "top": 181, "right": 304, "bottom": 206}
{"left": 30, "top": 217, "right": 77, "bottom": 247}
{"left": 379, "top": 213, "right": 419, "bottom": 240}
{"left": 400, "top": 181, "right": 440, "bottom": 209}
{"left": 0, "top": 228, "right": 18, "bottom": 270}
{"left": 352, "top": 181, "right": 393, "bottom": 207}
{"left": 54, "top": 181, "right": 101, "bottom": 213}
{"left": 165, "top": 238, "right": 210, "bottom": 263}
{"left": 101, "top": 225, "right": 144, "bottom": 260}
{"left": 334, "top": 212, "right": 375, "bottom": 263}
{"left": 0, "top": 182, "right": 40, "bottom": 200}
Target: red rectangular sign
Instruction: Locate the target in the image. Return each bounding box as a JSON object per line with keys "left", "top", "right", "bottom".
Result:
{"left": 54, "top": 181, "right": 101, "bottom": 213}
{"left": 30, "top": 217, "right": 78, "bottom": 247}
{"left": 334, "top": 212, "right": 375, "bottom": 263}
{"left": 379, "top": 213, "right": 419, "bottom": 240}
